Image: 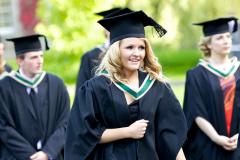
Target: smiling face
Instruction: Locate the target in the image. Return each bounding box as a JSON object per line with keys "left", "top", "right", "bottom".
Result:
{"left": 119, "top": 37, "right": 146, "bottom": 75}
{"left": 17, "top": 51, "right": 44, "bottom": 78}
{"left": 208, "top": 32, "right": 232, "bottom": 56}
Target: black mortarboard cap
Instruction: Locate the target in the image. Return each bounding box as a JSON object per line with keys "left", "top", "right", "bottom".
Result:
{"left": 7, "top": 34, "right": 49, "bottom": 56}
{"left": 98, "top": 10, "right": 167, "bottom": 44}
{"left": 193, "top": 17, "right": 238, "bottom": 36}
{"left": 95, "top": 8, "right": 122, "bottom": 18}
{"left": 104, "top": 8, "right": 134, "bottom": 18}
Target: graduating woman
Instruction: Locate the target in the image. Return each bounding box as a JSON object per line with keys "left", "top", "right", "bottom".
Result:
{"left": 65, "top": 10, "right": 187, "bottom": 160}
{"left": 183, "top": 17, "right": 240, "bottom": 160}
{"left": 75, "top": 8, "right": 133, "bottom": 92}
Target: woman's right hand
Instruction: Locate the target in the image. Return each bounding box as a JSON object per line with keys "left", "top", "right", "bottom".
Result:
{"left": 214, "top": 135, "right": 237, "bottom": 151}
{"left": 127, "top": 119, "right": 149, "bottom": 139}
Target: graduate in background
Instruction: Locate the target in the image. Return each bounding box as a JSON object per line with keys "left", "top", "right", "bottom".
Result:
{"left": 75, "top": 8, "right": 121, "bottom": 92}
{"left": 183, "top": 17, "right": 240, "bottom": 160}
{"left": 0, "top": 35, "right": 11, "bottom": 79}
{"left": 65, "top": 10, "right": 187, "bottom": 160}
{"left": 0, "top": 34, "right": 70, "bottom": 160}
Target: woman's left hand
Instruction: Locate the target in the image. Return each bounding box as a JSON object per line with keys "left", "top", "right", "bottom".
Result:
{"left": 229, "top": 133, "right": 238, "bottom": 150}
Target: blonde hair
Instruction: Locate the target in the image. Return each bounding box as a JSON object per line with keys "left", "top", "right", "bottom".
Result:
{"left": 96, "top": 38, "right": 164, "bottom": 82}
{"left": 198, "top": 36, "right": 212, "bottom": 57}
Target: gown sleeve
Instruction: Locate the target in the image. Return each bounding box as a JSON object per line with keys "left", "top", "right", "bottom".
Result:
{"left": 183, "top": 70, "right": 209, "bottom": 129}
{"left": 65, "top": 81, "right": 106, "bottom": 160}
{"left": 0, "top": 95, "right": 36, "bottom": 159}
{"left": 155, "top": 83, "right": 188, "bottom": 160}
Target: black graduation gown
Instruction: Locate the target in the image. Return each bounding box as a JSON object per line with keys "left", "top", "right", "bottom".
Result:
{"left": 75, "top": 47, "right": 104, "bottom": 93}
{"left": 183, "top": 65, "right": 240, "bottom": 160}
{"left": 65, "top": 71, "right": 187, "bottom": 160}
{"left": 0, "top": 73, "right": 70, "bottom": 160}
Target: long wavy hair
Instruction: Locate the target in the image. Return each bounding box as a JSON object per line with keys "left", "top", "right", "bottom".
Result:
{"left": 96, "top": 38, "right": 165, "bottom": 83}
{"left": 198, "top": 36, "right": 212, "bottom": 57}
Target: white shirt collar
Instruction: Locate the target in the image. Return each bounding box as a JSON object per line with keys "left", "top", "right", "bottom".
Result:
{"left": 26, "top": 87, "right": 38, "bottom": 94}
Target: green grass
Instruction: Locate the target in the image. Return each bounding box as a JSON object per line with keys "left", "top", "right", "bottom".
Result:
{"left": 153, "top": 48, "right": 200, "bottom": 106}
{"left": 171, "top": 83, "right": 185, "bottom": 106}
{"left": 156, "top": 48, "right": 201, "bottom": 78}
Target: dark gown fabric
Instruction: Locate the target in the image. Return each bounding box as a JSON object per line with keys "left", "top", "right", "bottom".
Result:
{"left": 65, "top": 71, "right": 187, "bottom": 160}
{"left": 127, "top": 100, "right": 139, "bottom": 160}
{"left": 75, "top": 47, "right": 104, "bottom": 93}
{"left": 183, "top": 65, "right": 240, "bottom": 160}
{"left": 0, "top": 73, "right": 70, "bottom": 160}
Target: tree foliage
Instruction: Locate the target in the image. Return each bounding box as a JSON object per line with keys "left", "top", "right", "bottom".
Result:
{"left": 37, "top": 0, "right": 240, "bottom": 52}
{"left": 36, "top": 0, "right": 240, "bottom": 84}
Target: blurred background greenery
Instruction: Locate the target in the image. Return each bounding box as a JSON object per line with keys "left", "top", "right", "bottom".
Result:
{"left": 8, "top": 0, "right": 240, "bottom": 103}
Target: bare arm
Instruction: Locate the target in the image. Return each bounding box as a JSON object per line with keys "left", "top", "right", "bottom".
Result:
{"left": 195, "top": 117, "right": 219, "bottom": 142}
{"left": 195, "top": 117, "right": 236, "bottom": 150}
{"left": 100, "top": 119, "right": 148, "bottom": 144}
